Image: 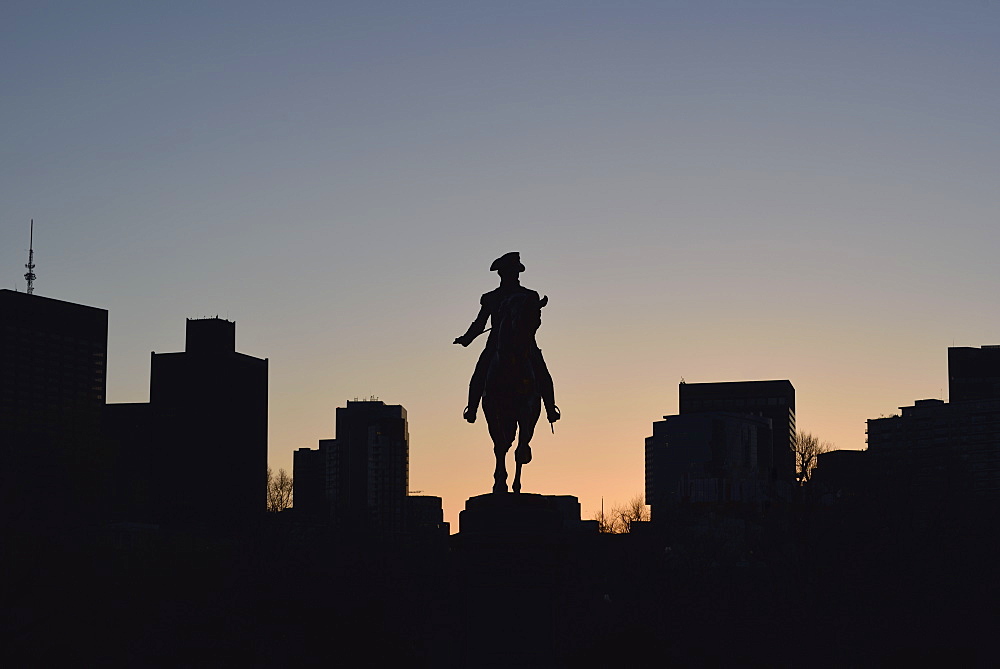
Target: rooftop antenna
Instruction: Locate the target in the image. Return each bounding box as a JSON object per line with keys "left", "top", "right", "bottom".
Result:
{"left": 24, "top": 219, "right": 36, "bottom": 295}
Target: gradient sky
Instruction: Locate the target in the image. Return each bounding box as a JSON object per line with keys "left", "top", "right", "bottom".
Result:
{"left": 4, "top": 1, "right": 999, "bottom": 528}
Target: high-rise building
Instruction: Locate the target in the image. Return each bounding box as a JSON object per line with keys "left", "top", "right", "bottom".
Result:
{"left": 678, "top": 380, "right": 796, "bottom": 482}
{"left": 294, "top": 400, "right": 428, "bottom": 536}
{"left": 150, "top": 317, "right": 267, "bottom": 524}
{"left": 0, "top": 289, "right": 108, "bottom": 522}
{"left": 328, "top": 400, "right": 408, "bottom": 534}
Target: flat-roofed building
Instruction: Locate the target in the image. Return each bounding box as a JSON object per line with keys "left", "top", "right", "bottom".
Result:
{"left": 148, "top": 318, "right": 268, "bottom": 524}
{"left": 948, "top": 345, "right": 1000, "bottom": 402}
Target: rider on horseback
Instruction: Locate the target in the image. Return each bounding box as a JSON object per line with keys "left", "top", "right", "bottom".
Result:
{"left": 453, "top": 252, "right": 560, "bottom": 426}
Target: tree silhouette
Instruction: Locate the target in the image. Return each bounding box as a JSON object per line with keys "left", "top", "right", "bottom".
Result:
{"left": 594, "top": 494, "right": 649, "bottom": 533}
{"left": 266, "top": 466, "right": 293, "bottom": 512}
{"left": 794, "top": 431, "right": 832, "bottom": 484}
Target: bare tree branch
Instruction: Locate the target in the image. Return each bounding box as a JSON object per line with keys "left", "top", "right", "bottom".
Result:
{"left": 794, "top": 431, "right": 833, "bottom": 484}
{"left": 266, "top": 466, "right": 293, "bottom": 512}
{"left": 593, "top": 494, "right": 649, "bottom": 533}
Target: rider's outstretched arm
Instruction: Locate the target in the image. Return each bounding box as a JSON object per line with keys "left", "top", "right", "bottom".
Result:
{"left": 454, "top": 298, "right": 489, "bottom": 347}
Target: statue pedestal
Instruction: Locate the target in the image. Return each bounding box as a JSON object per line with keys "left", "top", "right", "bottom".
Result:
{"left": 452, "top": 493, "right": 598, "bottom": 667}
{"left": 458, "top": 492, "right": 597, "bottom": 538}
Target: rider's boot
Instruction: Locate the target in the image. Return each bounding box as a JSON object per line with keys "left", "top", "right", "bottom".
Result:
{"left": 465, "top": 370, "right": 486, "bottom": 423}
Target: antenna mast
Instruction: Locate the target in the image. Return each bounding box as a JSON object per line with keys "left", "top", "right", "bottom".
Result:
{"left": 24, "top": 219, "right": 36, "bottom": 295}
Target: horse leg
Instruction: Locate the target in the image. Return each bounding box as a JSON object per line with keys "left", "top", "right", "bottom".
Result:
{"left": 488, "top": 412, "right": 514, "bottom": 494}
{"left": 513, "top": 399, "right": 541, "bottom": 466}
{"left": 512, "top": 399, "right": 541, "bottom": 494}
{"left": 493, "top": 443, "right": 509, "bottom": 494}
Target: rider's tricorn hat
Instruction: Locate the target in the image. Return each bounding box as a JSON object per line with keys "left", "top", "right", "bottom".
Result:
{"left": 490, "top": 251, "right": 525, "bottom": 272}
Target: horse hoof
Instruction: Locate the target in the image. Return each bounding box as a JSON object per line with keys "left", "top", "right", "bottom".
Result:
{"left": 515, "top": 445, "right": 532, "bottom": 465}
{"left": 493, "top": 483, "right": 507, "bottom": 494}
{"left": 512, "top": 484, "right": 521, "bottom": 494}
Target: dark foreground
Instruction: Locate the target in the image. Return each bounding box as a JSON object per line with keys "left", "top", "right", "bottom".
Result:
{"left": 2, "top": 497, "right": 996, "bottom": 668}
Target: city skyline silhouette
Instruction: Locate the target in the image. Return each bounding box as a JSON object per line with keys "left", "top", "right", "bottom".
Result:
{"left": 3, "top": 282, "right": 995, "bottom": 665}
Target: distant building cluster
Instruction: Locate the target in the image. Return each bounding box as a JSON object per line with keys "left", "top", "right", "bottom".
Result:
{"left": 644, "top": 346, "right": 1000, "bottom": 523}
{"left": 6, "top": 285, "right": 999, "bottom": 542}
{"left": 0, "top": 288, "right": 444, "bottom": 538}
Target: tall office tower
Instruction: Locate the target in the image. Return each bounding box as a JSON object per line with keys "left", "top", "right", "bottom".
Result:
{"left": 327, "top": 400, "right": 408, "bottom": 534}
{"left": 0, "top": 289, "right": 108, "bottom": 523}
{"left": 948, "top": 345, "right": 1000, "bottom": 402}
{"left": 679, "top": 380, "right": 796, "bottom": 483}
{"left": 149, "top": 318, "right": 267, "bottom": 524}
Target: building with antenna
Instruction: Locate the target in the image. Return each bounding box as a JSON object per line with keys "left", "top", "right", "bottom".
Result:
{"left": 24, "top": 219, "right": 36, "bottom": 295}
{"left": 0, "top": 289, "right": 108, "bottom": 524}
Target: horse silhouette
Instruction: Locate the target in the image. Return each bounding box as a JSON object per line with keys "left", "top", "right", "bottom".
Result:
{"left": 483, "top": 293, "right": 549, "bottom": 494}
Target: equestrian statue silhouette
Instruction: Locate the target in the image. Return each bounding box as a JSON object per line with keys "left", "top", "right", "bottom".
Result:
{"left": 453, "top": 252, "right": 559, "bottom": 493}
